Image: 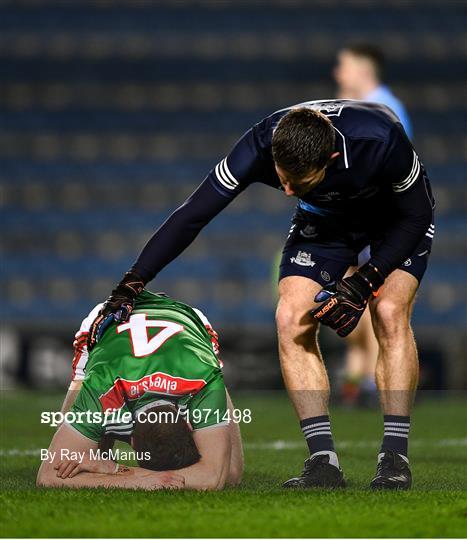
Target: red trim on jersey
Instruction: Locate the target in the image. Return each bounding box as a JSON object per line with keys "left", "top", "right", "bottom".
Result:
{"left": 71, "top": 331, "right": 89, "bottom": 379}
{"left": 204, "top": 325, "right": 223, "bottom": 367}
{"left": 71, "top": 351, "right": 82, "bottom": 379}
{"left": 99, "top": 372, "right": 207, "bottom": 412}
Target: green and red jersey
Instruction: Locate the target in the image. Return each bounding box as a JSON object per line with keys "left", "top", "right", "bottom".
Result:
{"left": 69, "top": 291, "right": 227, "bottom": 441}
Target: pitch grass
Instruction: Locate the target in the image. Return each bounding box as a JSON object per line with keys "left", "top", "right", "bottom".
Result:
{"left": 1, "top": 390, "right": 466, "bottom": 538}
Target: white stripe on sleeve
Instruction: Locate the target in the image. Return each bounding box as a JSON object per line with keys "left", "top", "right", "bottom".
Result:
{"left": 392, "top": 151, "right": 421, "bottom": 193}
{"left": 215, "top": 158, "right": 239, "bottom": 190}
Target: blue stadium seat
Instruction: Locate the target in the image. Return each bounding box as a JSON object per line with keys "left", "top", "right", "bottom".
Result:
{"left": 1, "top": 0, "right": 465, "bottom": 330}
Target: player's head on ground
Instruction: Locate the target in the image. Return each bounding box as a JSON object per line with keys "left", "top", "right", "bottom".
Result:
{"left": 131, "top": 404, "right": 200, "bottom": 471}
{"left": 334, "top": 43, "right": 385, "bottom": 97}
{"left": 272, "top": 108, "right": 339, "bottom": 197}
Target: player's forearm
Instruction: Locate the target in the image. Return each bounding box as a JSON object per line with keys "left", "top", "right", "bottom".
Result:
{"left": 37, "top": 467, "right": 123, "bottom": 490}
{"left": 131, "top": 179, "right": 232, "bottom": 282}
{"left": 370, "top": 218, "right": 430, "bottom": 277}
{"left": 370, "top": 180, "right": 433, "bottom": 277}
{"left": 131, "top": 212, "right": 203, "bottom": 283}
{"left": 60, "top": 380, "right": 83, "bottom": 415}
{"left": 174, "top": 460, "right": 228, "bottom": 490}
{"left": 37, "top": 464, "right": 171, "bottom": 491}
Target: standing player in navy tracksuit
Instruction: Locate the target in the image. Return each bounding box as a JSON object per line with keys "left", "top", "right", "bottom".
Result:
{"left": 334, "top": 43, "right": 414, "bottom": 407}
{"left": 335, "top": 44, "right": 412, "bottom": 137}
{"left": 88, "top": 100, "right": 434, "bottom": 490}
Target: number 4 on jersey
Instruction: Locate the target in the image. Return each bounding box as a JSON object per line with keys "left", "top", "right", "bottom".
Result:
{"left": 117, "top": 313, "right": 184, "bottom": 358}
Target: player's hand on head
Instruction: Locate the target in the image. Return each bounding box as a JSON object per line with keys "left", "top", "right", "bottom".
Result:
{"left": 311, "top": 263, "right": 384, "bottom": 337}
{"left": 87, "top": 270, "right": 145, "bottom": 350}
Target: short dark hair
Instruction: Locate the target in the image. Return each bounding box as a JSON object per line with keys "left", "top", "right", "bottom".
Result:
{"left": 271, "top": 108, "right": 336, "bottom": 181}
{"left": 132, "top": 404, "right": 200, "bottom": 471}
{"left": 344, "top": 43, "right": 385, "bottom": 80}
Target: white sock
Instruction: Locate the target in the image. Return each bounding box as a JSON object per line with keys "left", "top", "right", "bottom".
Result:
{"left": 311, "top": 450, "right": 340, "bottom": 469}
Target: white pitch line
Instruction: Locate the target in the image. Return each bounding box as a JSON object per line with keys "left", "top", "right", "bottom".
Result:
{"left": 244, "top": 438, "right": 467, "bottom": 450}
{"left": 0, "top": 448, "right": 42, "bottom": 457}
{"left": 0, "top": 438, "right": 466, "bottom": 457}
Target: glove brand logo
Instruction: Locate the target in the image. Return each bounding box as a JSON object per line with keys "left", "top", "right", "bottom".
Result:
{"left": 300, "top": 225, "right": 318, "bottom": 238}
{"left": 314, "top": 297, "right": 338, "bottom": 317}
{"left": 290, "top": 251, "right": 316, "bottom": 267}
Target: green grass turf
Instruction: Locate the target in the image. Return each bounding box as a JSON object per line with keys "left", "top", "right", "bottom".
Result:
{"left": 1, "top": 390, "right": 466, "bottom": 538}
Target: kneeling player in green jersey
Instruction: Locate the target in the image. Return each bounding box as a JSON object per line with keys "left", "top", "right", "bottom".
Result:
{"left": 37, "top": 291, "right": 244, "bottom": 491}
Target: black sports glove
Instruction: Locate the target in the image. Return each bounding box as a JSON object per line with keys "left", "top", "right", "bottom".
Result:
{"left": 87, "top": 271, "right": 145, "bottom": 350}
{"left": 311, "top": 263, "right": 384, "bottom": 337}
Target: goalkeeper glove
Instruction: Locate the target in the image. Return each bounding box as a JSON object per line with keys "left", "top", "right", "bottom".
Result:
{"left": 311, "top": 263, "right": 384, "bottom": 337}
{"left": 87, "top": 271, "right": 145, "bottom": 350}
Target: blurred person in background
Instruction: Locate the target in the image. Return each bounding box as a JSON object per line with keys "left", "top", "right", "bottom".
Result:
{"left": 334, "top": 43, "right": 414, "bottom": 407}
{"left": 335, "top": 43, "right": 412, "bottom": 137}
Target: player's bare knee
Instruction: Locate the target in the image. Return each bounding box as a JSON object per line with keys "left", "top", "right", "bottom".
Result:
{"left": 207, "top": 472, "right": 227, "bottom": 491}
{"left": 36, "top": 464, "right": 50, "bottom": 487}
{"left": 227, "top": 470, "right": 242, "bottom": 487}
{"left": 35, "top": 471, "right": 43, "bottom": 488}
{"left": 276, "top": 303, "right": 317, "bottom": 341}
{"left": 372, "top": 297, "right": 411, "bottom": 341}
{"left": 275, "top": 303, "right": 296, "bottom": 335}
{"left": 227, "top": 460, "right": 244, "bottom": 486}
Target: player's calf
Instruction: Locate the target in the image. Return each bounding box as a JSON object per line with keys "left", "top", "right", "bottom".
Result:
{"left": 277, "top": 276, "right": 346, "bottom": 489}
{"left": 368, "top": 271, "right": 418, "bottom": 490}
